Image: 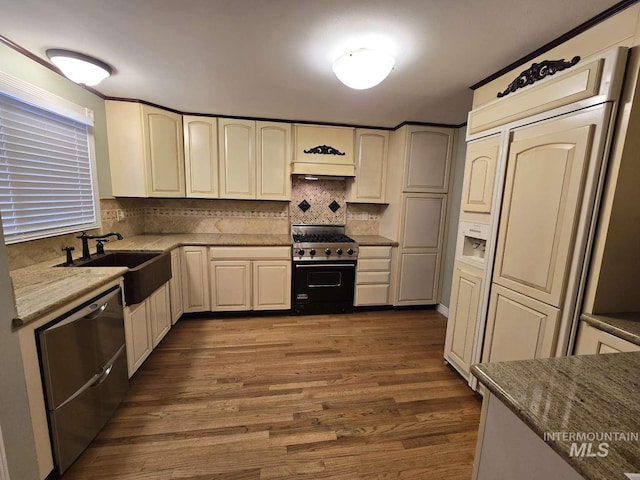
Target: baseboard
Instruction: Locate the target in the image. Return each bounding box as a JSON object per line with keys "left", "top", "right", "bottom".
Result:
{"left": 436, "top": 303, "right": 449, "bottom": 318}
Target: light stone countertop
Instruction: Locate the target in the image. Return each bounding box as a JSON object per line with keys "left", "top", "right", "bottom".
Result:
{"left": 11, "top": 261, "right": 128, "bottom": 327}
{"left": 10, "top": 232, "right": 397, "bottom": 328}
{"left": 350, "top": 235, "right": 398, "bottom": 246}
{"left": 472, "top": 353, "right": 640, "bottom": 480}
{"left": 581, "top": 312, "right": 640, "bottom": 346}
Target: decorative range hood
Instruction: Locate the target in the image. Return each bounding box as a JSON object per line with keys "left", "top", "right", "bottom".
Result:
{"left": 291, "top": 124, "right": 355, "bottom": 176}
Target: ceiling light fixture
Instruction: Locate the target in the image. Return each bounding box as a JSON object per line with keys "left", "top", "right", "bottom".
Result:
{"left": 46, "top": 49, "right": 112, "bottom": 86}
{"left": 332, "top": 48, "right": 395, "bottom": 90}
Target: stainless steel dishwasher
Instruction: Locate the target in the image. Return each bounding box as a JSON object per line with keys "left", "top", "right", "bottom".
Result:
{"left": 37, "top": 285, "right": 128, "bottom": 475}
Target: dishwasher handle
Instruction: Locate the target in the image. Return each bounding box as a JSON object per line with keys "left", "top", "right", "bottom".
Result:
{"left": 43, "top": 287, "right": 121, "bottom": 332}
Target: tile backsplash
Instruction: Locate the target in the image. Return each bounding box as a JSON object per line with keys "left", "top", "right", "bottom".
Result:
{"left": 7, "top": 181, "right": 384, "bottom": 270}
{"left": 290, "top": 177, "right": 346, "bottom": 225}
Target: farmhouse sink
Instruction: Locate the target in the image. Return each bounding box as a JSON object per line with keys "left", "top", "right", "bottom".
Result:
{"left": 61, "top": 250, "right": 172, "bottom": 304}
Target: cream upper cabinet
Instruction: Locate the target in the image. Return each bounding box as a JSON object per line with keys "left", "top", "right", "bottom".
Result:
{"left": 461, "top": 136, "right": 499, "bottom": 214}
{"left": 347, "top": 129, "right": 389, "bottom": 203}
{"left": 444, "top": 263, "right": 483, "bottom": 379}
{"left": 218, "top": 118, "right": 256, "bottom": 199}
{"left": 106, "top": 101, "right": 185, "bottom": 197}
{"left": 218, "top": 119, "right": 291, "bottom": 200}
{"left": 482, "top": 284, "right": 560, "bottom": 363}
{"left": 210, "top": 261, "right": 252, "bottom": 312}
{"left": 256, "top": 121, "right": 291, "bottom": 200}
{"left": 493, "top": 122, "right": 593, "bottom": 306}
{"left": 403, "top": 126, "right": 454, "bottom": 193}
{"left": 183, "top": 116, "right": 219, "bottom": 198}
{"left": 181, "top": 246, "right": 210, "bottom": 312}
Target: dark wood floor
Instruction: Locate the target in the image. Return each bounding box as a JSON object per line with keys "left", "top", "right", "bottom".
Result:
{"left": 63, "top": 309, "right": 481, "bottom": 479}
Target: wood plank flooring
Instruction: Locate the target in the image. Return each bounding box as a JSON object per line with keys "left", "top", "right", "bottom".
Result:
{"left": 63, "top": 309, "right": 481, "bottom": 480}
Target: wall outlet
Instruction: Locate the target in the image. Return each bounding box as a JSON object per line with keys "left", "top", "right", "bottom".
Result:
{"left": 116, "top": 209, "right": 125, "bottom": 222}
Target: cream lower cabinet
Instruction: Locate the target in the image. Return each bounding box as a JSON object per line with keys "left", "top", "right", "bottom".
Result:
{"left": 124, "top": 282, "right": 171, "bottom": 378}
{"left": 355, "top": 246, "right": 392, "bottom": 306}
{"left": 209, "top": 261, "right": 252, "bottom": 311}
{"left": 253, "top": 261, "right": 292, "bottom": 310}
{"left": 209, "top": 247, "right": 291, "bottom": 312}
{"left": 444, "top": 263, "right": 483, "bottom": 379}
{"left": 170, "top": 248, "right": 183, "bottom": 324}
{"left": 574, "top": 321, "right": 640, "bottom": 355}
{"left": 482, "top": 284, "right": 560, "bottom": 363}
{"left": 181, "top": 246, "right": 210, "bottom": 312}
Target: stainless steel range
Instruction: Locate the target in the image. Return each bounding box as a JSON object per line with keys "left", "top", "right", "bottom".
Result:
{"left": 291, "top": 225, "right": 358, "bottom": 314}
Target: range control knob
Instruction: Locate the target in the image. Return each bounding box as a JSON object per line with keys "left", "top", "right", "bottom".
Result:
{"left": 297, "top": 249, "right": 305, "bottom": 256}
{"left": 347, "top": 248, "right": 354, "bottom": 255}
{"left": 336, "top": 248, "right": 343, "bottom": 255}
{"left": 309, "top": 249, "right": 316, "bottom": 256}
{"left": 324, "top": 248, "right": 331, "bottom": 255}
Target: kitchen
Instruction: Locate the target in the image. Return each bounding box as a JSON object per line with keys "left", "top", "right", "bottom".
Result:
{"left": 2, "top": 1, "right": 640, "bottom": 479}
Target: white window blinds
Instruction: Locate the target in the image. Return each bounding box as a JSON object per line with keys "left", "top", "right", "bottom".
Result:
{"left": 0, "top": 91, "right": 99, "bottom": 244}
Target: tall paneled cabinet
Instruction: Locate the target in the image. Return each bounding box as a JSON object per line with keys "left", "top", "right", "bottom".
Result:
{"left": 380, "top": 125, "right": 455, "bottom": 306}
{"left": 444, "top": 47, "right": 629, "bottom": 389}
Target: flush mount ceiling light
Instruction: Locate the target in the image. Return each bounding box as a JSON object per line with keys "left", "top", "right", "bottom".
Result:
{"left": 46, "top": 49, "right": 112, "bottom": 86}
{"left": 332, "top": 48, "right": 395, "bottom": 90}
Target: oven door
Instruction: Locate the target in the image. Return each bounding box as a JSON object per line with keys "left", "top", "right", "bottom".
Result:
{"left": 293, "top": 260, "right": 356, "bottom": 314}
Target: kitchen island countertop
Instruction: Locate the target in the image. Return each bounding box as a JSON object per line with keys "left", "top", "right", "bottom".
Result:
{"left": 472, "top": 353, "right": 640, "bottom": 480}
{"left": 581, "top": 312, "right": 640, "bottom": 346}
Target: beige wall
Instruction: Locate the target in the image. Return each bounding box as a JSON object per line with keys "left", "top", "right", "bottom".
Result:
{"left": 440, "top": 126, "right": 467, "bottom": 308}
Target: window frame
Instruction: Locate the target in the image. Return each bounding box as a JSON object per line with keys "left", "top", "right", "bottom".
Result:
{"left": 0, "top": 70, "right": 101, "bottom": 244}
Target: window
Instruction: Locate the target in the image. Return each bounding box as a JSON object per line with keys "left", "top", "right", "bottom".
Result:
{"left": 0, "top": 72, "right": 99, "bottom": 244}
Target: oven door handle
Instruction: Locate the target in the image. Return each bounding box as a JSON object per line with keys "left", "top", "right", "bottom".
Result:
{"left": 295, "top": 264, "right": 356, "bottom": 269}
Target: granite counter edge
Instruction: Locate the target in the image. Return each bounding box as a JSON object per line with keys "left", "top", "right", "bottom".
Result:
{"left": 581, "top": 313, "right": 640, "bottom": 347}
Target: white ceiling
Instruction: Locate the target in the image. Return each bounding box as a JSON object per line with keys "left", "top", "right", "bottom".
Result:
{"left": 0, "top": 0, "right": 623, "bottom": 128}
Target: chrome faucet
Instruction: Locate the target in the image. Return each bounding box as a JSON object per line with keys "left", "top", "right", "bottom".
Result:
{"left": 77, "top": 232, "right": 123, "bottom": 260}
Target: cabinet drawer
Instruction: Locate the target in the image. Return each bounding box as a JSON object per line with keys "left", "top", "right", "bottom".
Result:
{"left": 358, "top": 258, "right": 391, "bottom": 272}
{"left": 355, "top": 284, "right": 390, "bottom": 306}
{"left": 359, "top": 246, "right": 392, "bottom": 258}
{"left": 209, "top": 246, "right": 290, "bottom": 260}
{"left": 357, "top": 271, "right": 390, "bottom": 285}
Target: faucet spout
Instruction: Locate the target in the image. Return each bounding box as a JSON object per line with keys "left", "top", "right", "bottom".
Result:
{"left": 76, "top": 232, "right": 123, "bottom": 260}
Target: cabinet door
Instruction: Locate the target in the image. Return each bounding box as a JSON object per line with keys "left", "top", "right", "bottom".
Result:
{"left": 493, "top": 124, "right": 593, "bottom": 306}
{"left": 181, "top": 246, "right": 210, "bottom": 312}
{"left": 482, "top": 284, "right": 560, "bottom": 363}
{"left": 403, "top": 127, "right": 453, "bottom": 193}
{"left": 348, "top": 129, "right": 389, "bottom": 203}
{"left": 396, "top": 252, "right": 438, "bottom": 305}
{"left": 256, "top": 121, "right": 291, "bottom": 200}
{"left": 142, "top": 105, "right": 185, "bottom": 197}
{"left": 444, "top": 264, "right": 483, "bottom": 378}
{"left": 400, "top": 194, "right": 446, "bottom": 249}
{"left": 184, "top": 116, "right": 219, "bottom": 198}
{"left": 574, "top": 321, "right": 640, "bottom": 355}
{"left": 461, "top": 138, "right": 498, "bottom": 213}
{"left": 252, "top": 261, "right": 291, "bottom": 310}
{"left": 210, "top": 261, "right": 252, "bottom": 311}
{"left": 169, "top": 248, "right": 183, "bottom": 324}
{"left": 149, "top": 283, "right": 171, "bottom": 348}
{"left": 124, "top": 301, "right": 151, "bottom": 378}
{"left": 219, "top": 118, "right": 255, "bottom": 199}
